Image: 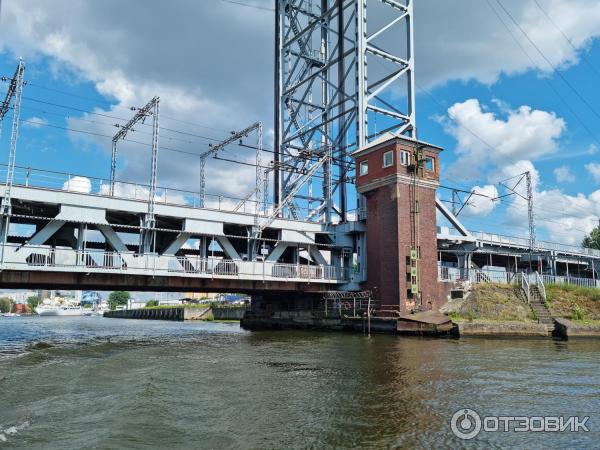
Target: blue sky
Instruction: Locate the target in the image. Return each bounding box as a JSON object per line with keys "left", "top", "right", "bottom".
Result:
{"left": 1, "top": 0, "right": 600, "bottom": 246}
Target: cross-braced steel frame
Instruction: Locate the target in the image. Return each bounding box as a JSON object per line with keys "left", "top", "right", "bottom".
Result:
{"left": 0, "top": 59, "right": 25, "bottom": 269}
{"left": 109, "top": 96, "right": 160, "bottom": 253}
{"left": 275, "top": 0, "right": 415, "bottom": 223}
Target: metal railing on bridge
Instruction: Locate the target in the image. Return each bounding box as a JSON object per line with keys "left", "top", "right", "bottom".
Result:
{"left": 470, "top": 231, "right": 600, "bottom": 258}
{"left": 1, "top": 244, "right": 349, "bottom": 283}
{"left": 0, "top": 164, "right": 264, "bottom": 215}
{"left": 438, "top": 264, "right": 600, "bottom": 290}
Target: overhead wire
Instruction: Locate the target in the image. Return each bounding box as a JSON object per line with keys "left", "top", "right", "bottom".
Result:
{"left": 531, "top": 0, "right": 600, "bottom": 80}
{"left": 220, "top": 0, "right": 274, "bottom": 12}
{"left": 486, "top": 0, "right": 600, "bottom": 150}
{"left": 22, "top": 80, "right": 234, "bottom": 133}
{"left": 494, "top": 0, "right": 600, "bottom": 122}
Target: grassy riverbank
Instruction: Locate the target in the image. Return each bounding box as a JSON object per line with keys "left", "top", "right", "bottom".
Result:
{"left": 546, "top": 284, "right": 600, "bottom": 322}
{"left": 143, "top": 303, "right": 246, "bottom": 310}
{"left": 442, "top": 284, "right": 537, "bottom": 323}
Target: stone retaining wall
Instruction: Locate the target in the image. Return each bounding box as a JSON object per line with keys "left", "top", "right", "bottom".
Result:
{"left": 456, "top": 321, "right": 549, "bottom": 337}
{"left": 554, "top": 318, "right": 600, "bottom": 339}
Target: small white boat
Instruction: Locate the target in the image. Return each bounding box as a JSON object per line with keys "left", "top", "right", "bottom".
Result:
{"left": 35, "top": 304, "right": 84, "bottom": 316}
{"left": 35, "top": 297, "right": 84, "bottom": 316}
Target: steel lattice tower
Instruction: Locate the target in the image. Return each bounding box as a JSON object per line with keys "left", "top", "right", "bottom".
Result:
{"left": 275, "top": 0, "right": 415, "bottom": 223}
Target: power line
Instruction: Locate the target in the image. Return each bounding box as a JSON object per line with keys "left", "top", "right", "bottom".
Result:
{"left": 495, "top": 0, "right": 600, "bottom": 122}
{"left": 21, "top": 79, "right": 234, "bottom": 133}
{"left": 416, "top": 79, "right": 600, "bottom": 209}
{"left": 6, "top": 98, "right": 354, "bottom": 172}
{"left": 485, "top": 1, "right": 600, "bottom": 150}
{"left": 457, "top": 190, "right": 597, "bottom": 238}
{"left": 532, "top": 0, "right": 600, "bottom": 80}
{"left": 20, "top": 95, "right": 230, "bottom": 143}
{"left": 220, "top": 0, "right": 274, "bottom": 12}
{"left": 25, "top": 81, "right": 111, "bottom": 104}
{"left": 22, "top": 90, "right": 351, "bottom": 166}
{"left": 438, "top": 185, "right": 493, "bottom": 199}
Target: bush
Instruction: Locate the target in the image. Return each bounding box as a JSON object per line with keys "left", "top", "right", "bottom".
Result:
{"left": 571, "top": 304, "right": 586, "bottom": 321}
{"left": 145, "top": 299, "right": 159, "bottom": 307}
{"left": 0, "top": 297, "right": 13, "bottom": 313}
{"left": 109, "top": 291, "right": 130, "bottom": 310}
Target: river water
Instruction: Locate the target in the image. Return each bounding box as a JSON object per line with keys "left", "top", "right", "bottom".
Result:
{"left": 0, "top": 316, "right": 598, "bottom": 449}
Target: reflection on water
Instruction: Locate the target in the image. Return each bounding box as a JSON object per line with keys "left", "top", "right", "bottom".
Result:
{"left": 0, "top": 316, "right": 599, "bottom": 449}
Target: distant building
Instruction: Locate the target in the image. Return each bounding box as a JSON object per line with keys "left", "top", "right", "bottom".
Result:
{"left": 14, "top": 304, "right": 31, "bottom": 314}
{"left": 127, "top": 299, "right": 147, "bottom": 309}
{"left": 0, "top": 290, "right": 39, "bottom": 304}
{"left": 183, "top": 292, "right": 218, "bottom": 301}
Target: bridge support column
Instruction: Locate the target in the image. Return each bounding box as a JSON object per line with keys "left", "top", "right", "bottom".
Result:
{"left": 141, "top": 215, "right": 155, "bottom": 254}
{"left": 457, "top": 252, "right": 472, "bottom": 280}
{"left": 98, "top": 224, "right": 128, "bottom": 253}
{"left": 76, "top": 224, "right": 86, "bottom": 253}
{"left": 163, "top": 232, "right": 191, "bottom": 256}
{"left": 308, "top": 245, "right": 327, "bottom": 266}
{"left": 266, "top": 243, "right": 288, "bottom": 262}
{"left": 216, "top": 236, "right": 241, "bottom": 260}
{"left": 27, "top": 220, "right": 66, "bottom": 246}
{"left": 199, "top": 236, "right": 207, "bottom": 259}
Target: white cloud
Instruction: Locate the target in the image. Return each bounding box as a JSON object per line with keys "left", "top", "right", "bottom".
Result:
{"left": 451, "top": 152, "right": 599, "bottom": 244}
{"left": 97, "top": 181, "right": 195, "bottom": 209}
{"left": 535, "top": 188, "right": 600, "bottom": 245}
{"left": 553, "top": 165, "right": 575, "bottom": 183}
{"left": 445, "top": 99, "right": 565, "bottom": 180}
{"left": 585, "top": 162, "right": 600, "bottom": 183}
{"left": 62, "top": 176, "right": 91, "bottom": 193}
{"left": 23, "top": 116, "right": 48, "bottom": 128}
{"left": 0, "top": 0, "right": 598, "bottom": 193}
{"left": 480, "top": 159, "right": 599, "bottom": 245}
{"left": 416, "top": 0, "right": 600, "bottom": 87}
{"left": 460, "top": 185, "right": 499, "bottom": 217}
{"left": 2, "top": 0, "right": 600, "bottom": 236}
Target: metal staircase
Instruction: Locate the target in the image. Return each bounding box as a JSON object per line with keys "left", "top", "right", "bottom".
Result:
{"left": 520, "top": 271, "right": 554, "bottom": 331}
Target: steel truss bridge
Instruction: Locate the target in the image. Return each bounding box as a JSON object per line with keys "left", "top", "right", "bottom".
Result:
{"left": 0, "top": 163, "right": 596, "bottom": 293}
{"left": 0, "top": 165, "right": 363, "bottom": 292}
{"left": 0, "top": 2, "right": 598, "bottom": 295}
{"left": 437, "top": 215, "right": 600, "bottom": 287}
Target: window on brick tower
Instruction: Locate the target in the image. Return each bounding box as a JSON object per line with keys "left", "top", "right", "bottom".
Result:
{"left": 424, "top": 157, "right": 435, "bottom": 172}
{"left": 359, "top": 160, "right": 369, "bottom": 176}
{"left": 383, "top": 150, "right": 393, "bottom": 168}
{"left": 400, "top": 150, "right": 410, "bottom": 166}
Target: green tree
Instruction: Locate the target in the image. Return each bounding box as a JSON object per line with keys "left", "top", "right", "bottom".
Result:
{"left": 27, "top": 295, "right": 40, "bottom": 312}
{"left": 0, "top": 297, "right": 14, "bottom": 313}
{"left": 108, "top": 291, "right": 130, "bottom": 310}
{"left": 582, "top": 225, "right": 600, "bottom": 250}
{"left": 145, "top": 299, "right": 159, "bottom": 307}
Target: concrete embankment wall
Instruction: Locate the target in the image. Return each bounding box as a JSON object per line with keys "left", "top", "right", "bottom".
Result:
{"left": 104, "top": 306, "right": 246, "bottom": 321}
{"left": 212, "top": 307, "right": 245, "bottom": 320}
{"left": 105, "top": 307, "right": 209, "bottom": 321}
{"left": 554, "top": 318, "right": 600, "bottom": 339}
{"left": 456, "top": 321, "right": 549, "bottom": 337}
{"left": 241, "top": 310, "right": 398, "bottom": 333}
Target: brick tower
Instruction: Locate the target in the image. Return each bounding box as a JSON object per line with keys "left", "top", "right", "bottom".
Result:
{"left": 353, "top": 133, "right": 442, "bottom": 313}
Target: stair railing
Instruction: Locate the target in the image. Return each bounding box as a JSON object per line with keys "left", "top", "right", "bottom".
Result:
{"left": 534, "top": 271, "right": 546, "bottom": 302}
{"left": 521, "top": 272, "right": 530, "bottom": 304}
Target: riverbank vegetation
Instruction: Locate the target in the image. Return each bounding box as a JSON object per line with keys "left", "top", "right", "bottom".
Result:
{"left": 443, "top": 284, "right": 536, "bottom": 322}
{"left": 143, "top": 303, "right": 246, "bottom": 310}
{"left": 546, "top": 284, "right": 600, "bottom": 322}
{"left": 109, "top": 291, "right": 130, "bottom": 310}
